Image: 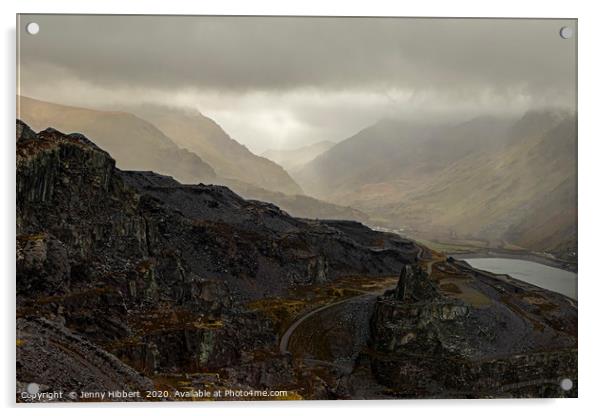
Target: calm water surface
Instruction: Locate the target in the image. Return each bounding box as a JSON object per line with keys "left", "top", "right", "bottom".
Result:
{"left": 464, "top": 258, "right": 577, "bottom": 300}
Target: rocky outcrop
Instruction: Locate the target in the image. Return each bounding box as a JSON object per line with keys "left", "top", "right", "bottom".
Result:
{"left": 119, "top": 172, "right": 417, "bottom": 300}
{"left": 368, "top": 261, "right": 578, "bottom": 398}
{"left": 17, "top": 318, "right": 154, "bottom": 402}
{"left": 18, "top": 96, "right": 216, "bottom": 185}
{"left": 393, "top": 265, "right": 441, "bottom": 302}
{"left": 16, "top": 120, "right": 418, "bottom": 400}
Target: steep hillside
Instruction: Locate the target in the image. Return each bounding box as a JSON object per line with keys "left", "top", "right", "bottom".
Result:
{"left": 131, "top": 105, "right": 303, "bottom": 195}
{"left": 16, "top": 120, "right": 418, "bottom": 396}
{"left": 17, "top": 96, "right": 216, "bottom": 184}
{"left": 15, "top": 119, "right": 578, "bottom": 400}
{"left": 371, "top": 114, "right": 576, "bottom": 258}
{"left": 18, "top": 97, "right": 365, "bottom": 223}
{"left": 217, "top": 177, "right": 369, "bottom": 222}
{"left": 295, "top": 111, "right": 576, "bottom": 258}
{"left": 295, "top": 116, "right": 512, "bottom": 198}
{"left": 369, "top": 262, "right": 576, "bottom": 397}
{"left": 262, "top": 141, "right": 335, "bottom": 172}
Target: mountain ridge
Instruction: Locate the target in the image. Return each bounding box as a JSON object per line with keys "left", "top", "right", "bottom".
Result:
{"left": 129, "top": 104, "right": 304, "bottom": 196}
{"left": 17, "top": 96, "right": 216, "bottom": 184}
{"left": 294, "top": 110, "right": 576, "bottom": 258}
{"left": 18, "top": 96, "right": 369, "bottom": 223}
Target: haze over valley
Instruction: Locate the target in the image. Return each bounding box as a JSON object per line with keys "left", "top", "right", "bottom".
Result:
{"left": 293, "top": 109, "right": 577, "bottom": 259}
{"left": 18, "top": 15, "right": 577, "bottom": 261}
{"left": 18, "top": 94, "right": 576, "bottom": 261}
{"left": 16, "top": 15, "right": 578, "bottom": 401}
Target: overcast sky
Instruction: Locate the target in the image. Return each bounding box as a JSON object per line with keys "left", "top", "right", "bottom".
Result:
{"left": 18, "top": 15, "right": 576, "bottom": 153}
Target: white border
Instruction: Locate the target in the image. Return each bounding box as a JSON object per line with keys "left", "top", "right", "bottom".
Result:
{"left": 3, "top": 1, "right": 601, "bottom": 415}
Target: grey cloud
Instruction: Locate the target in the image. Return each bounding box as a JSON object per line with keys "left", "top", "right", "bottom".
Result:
{"left": 19, "top": 15, "right": 575, "bottom": 97}
{"left": 17, "top": 15, "right": 576, "bottom": 152}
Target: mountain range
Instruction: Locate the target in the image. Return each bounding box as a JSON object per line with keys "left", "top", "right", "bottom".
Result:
{"left": 17, "top": 96, "right": 216, "bottom": 184}
{"left": 17, "top": 96, "right": 366, "bottom": 222}
{"left": 129, "top": 104, "right": 303, "bottom": 196}
{"left": 294, "top": 110, "right": 577, "bottom": 259}
{"left": 15, "top": 119, "right": 577, "bottom": 399}
{"left": 16, "top": 119, "right": 418, "bottom": 397}
{"left": 18, "top": 95, "right": 577, "bottom": 259}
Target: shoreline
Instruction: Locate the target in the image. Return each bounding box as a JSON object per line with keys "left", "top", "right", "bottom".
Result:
{"left": 366, "top": 226, "right": 577, "bottom": 273}
{"left": 452, "top": 250, "right": 577, "bottom": 273}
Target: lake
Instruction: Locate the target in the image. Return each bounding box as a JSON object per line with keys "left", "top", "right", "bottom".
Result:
{"left": 463, "top": 257, "right": 577, "bottom": 300}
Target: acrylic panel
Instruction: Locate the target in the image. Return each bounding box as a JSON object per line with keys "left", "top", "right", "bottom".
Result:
{"left": 16, "top": 15, "right": 577, "bottom": 402}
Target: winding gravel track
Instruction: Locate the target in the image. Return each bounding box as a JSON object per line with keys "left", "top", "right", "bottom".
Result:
{"left": 279, "top": 243, "right": 435, "bottom": 354}
{"left": 279, "top": 292, "right": 378, "bottom": 354}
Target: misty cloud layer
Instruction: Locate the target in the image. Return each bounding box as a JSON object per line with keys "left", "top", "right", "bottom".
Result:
{"left": 18, "top": 15, "right": 576, "bottom": 152}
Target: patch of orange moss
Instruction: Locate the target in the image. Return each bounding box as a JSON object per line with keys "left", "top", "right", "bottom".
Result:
{"left": 16, "top": 233, "right": 47, "bottom": 242}
{"left": 127, "top": 306, "right": 223, "bottom": 336}
{"left": 248, "top": 275, "right": 398, "bottom": 335}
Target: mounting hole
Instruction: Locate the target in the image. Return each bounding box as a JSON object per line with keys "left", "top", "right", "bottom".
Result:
{"left": 26, "top": 22, "right": 40, "bottom": 35}
{"left": 26, "top": 382, "right": 40, "bottom": 394}
{"left": 559, "top": 26, "right": 573, "bottom": 39}
{"left": 560, "top": 378, "right": 573, "bottom": 391}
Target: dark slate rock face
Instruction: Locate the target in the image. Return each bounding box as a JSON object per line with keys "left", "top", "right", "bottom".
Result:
{"left": 119, "top": 169, "right": 418, "bottom": 300}
{"left": 15, "top": 120, "right": 418, "bottom": 397}
{"left": 369, "top": 262, "right": 578, "bottom": 398}
{"left": 16, "top": 318, "right": 154, "bottom": 402}
{"left": 393, "top": 265, "right": 441, "bottom": 302}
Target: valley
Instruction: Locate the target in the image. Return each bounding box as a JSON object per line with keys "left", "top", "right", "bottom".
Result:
{"left": 16, "top": 120, "right": 577, "bottom": 400}
{"left": 15, "top": 14, "right": 578, "bottom": 404}
{"left": 18, "top": 95, "right": 577, "bottom": 263}
{"left": 292, "top": 111, "right": 577, "bottom": 261}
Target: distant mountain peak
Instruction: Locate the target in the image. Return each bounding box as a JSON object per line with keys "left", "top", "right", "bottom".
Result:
{"left": 129, "top": 104, "right": 304, "bottom": 196}
{"left": 17, "top": 95, "right": 216, "bottom": 184}
{"left": 510, "top": 107, "right": 573, "bottom": 139}
{"left": 294, "top": 109, "right": 576, "bottom": 258}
